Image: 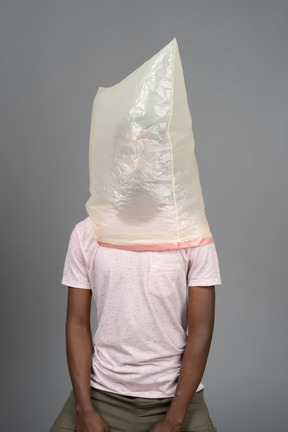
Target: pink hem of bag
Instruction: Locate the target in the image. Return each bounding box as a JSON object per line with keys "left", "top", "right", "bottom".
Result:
{"left": 98, "top": 237, "right": 214, "bottom": 251}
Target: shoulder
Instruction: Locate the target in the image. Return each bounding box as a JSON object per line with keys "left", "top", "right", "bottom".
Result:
{"left": 185, "top": 243, "right": 221, "bottom": 286}
{"left": 73, "top": 217, "right": 94, "bottom": 236}
{"left": 188, "top": 242, "right": 219, "bottom": 257}
{"left": 178, "top": 242, "right": 218, "bottom": 260}
{"left": 70, "top": 217, "right": 99, "bottom": 254}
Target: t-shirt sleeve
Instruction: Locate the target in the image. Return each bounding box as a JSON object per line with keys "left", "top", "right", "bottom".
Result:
{"left": 187, "top": 243, "right": 221, "bottom": 287}
{"left": 61, "top": 225, "right": 91, "bottom": 289}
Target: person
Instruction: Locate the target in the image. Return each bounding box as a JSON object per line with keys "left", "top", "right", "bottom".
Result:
{"left": 50, "top": 39, "right": 221, "bottom": 432}
{"left": 50, "top": 218, "right": 221, "bottom": 432}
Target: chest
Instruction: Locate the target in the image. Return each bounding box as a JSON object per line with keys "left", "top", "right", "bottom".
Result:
{"left": 88, "top": 247, "right": 188, "bottom": 307}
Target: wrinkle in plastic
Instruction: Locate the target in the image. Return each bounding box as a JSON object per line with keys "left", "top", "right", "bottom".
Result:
{"left": 86, "top": 38, "right": 213, "bottom": 251}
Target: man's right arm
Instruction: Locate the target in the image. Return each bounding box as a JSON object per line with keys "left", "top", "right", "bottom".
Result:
{"left": 66, "top": 287, "right": 109, "bottom": 432}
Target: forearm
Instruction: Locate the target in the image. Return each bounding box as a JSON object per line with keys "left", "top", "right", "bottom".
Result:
{"left": 161, "top": 285, "right": 216, "bottom": 430}
{"left": 164, "top": 329, "right": 213, "bottom": 429}
{"left": 66, "top": 320, "right": 94, "bottom": 415}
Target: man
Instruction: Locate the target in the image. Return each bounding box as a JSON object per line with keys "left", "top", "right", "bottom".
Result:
{"left": 50, "top": 39, "right": 221, "bottom": 432}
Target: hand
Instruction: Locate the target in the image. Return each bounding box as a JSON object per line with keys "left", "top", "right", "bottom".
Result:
{"left": 148, "top": 418, "right": 181, "bottom": 432}
{"left": 76, "top": 408, "right": 110, "bottom": 432}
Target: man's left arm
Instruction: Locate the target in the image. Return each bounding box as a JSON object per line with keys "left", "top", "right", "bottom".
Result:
{"left": 149, "top": 285, "right": 215, "bottom": 432}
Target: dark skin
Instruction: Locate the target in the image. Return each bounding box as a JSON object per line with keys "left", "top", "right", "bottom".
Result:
{"left": 66, "top": 285, "right": 215, "bottom": 432}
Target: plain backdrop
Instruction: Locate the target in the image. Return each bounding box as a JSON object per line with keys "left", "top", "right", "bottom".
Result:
{"left": 1, "top": 1, "right": 287, "bottom": 431}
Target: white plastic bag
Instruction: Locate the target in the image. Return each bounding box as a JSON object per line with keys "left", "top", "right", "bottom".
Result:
{"left": 86, "top": 38, "right": 213, "bottom": 250}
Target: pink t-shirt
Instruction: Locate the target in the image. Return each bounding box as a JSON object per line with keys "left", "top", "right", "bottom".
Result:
{"left": 62, "top": 217, "right": 221, "bottom": 398}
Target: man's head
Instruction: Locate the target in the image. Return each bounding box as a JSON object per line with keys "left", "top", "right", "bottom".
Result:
{"left": 86, "top": 38, "right": 213, "bottom": 250}
{"left": 111, "top": 123, "right": 165, "bottom": 223}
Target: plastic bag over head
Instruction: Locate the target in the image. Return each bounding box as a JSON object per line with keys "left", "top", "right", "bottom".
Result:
{"left": 86, "top": 38, "right": 214, "bottom": 251}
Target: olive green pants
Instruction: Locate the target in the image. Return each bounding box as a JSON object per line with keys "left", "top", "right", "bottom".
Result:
{"left": 50, "top": 387, "right": 217, "bottom": 432}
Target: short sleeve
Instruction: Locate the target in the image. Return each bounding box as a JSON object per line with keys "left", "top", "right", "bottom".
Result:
{"left": 61, "top": 225, "right": 91, "bottom": 289}
{"left": 187, "top": 243, "right": 221, "bottom": 287}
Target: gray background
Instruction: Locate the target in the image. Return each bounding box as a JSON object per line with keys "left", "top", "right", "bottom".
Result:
{"left": 1, "top": 1, "right": 287, "bottom": 431}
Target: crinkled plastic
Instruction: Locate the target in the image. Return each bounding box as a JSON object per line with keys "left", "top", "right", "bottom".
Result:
{"left": 86, "top": 38, "right": 214, "bottom": 251}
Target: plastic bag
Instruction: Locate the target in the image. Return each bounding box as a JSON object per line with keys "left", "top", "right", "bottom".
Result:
{"left": 86, "top": 38, "right": 213, "bottom": 250}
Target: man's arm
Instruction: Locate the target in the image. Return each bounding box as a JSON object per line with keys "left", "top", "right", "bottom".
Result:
{"left": 66, "top": 287, "right": 109, "bottom": 432}
{"left": 149, "top": 285, "right": 215, "bottom": 432}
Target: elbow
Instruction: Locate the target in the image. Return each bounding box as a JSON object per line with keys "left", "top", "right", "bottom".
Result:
{"left": 66, "top": 317, "right": 91, "bottom": 336}
{"left": 186, "top": 325, "right": 214, "bottom": 354}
